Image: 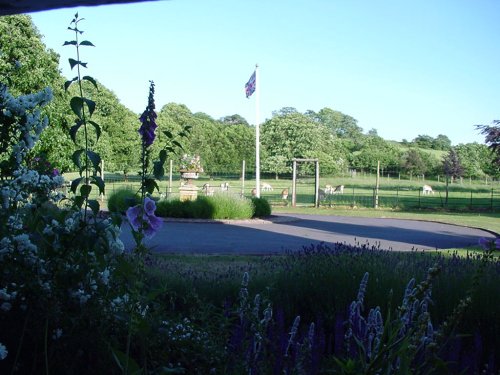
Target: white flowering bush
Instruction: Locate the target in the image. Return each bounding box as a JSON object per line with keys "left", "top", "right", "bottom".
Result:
{"left": 0, "top": 75, "right": 138, "bottom": 372}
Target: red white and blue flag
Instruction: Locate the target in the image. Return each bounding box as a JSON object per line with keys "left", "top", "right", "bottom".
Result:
{"left": 245, "top": 70, "right": 256, "bottom": 98}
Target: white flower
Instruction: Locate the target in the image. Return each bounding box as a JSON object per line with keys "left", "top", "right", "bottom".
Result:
{"left": 52, "top": 328, "right": 63, "bottom": 340}
{"left": 0, "top": 342, "right": 7, "bottom": 360}
{"left": 100, "top": 268, "right": 110, "bottom": 286}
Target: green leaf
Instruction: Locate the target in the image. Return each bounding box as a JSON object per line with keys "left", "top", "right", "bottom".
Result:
{"left": 68, "top": 58, "right": 78, "bottom": 70}
{"left": 84, "top": 98, "right": 96, "bottom": 117}
{"left": 68, "top": 58, "right": 87, "bottom": 69}
{"left": 163, "top": 130, "right": 173, "bottom": 139}
{"left": 64, "top": 76, "right": 78, "bottom": 91}
{"left": 73, "top": 195, "right": 85, "bottom": 209}
{"left": 80, "top": 184, "right": 92, "bottom": 198}
{"left": 158, "top": 149, "right": 167, "bottom": 163}
{"left": 70, "top": 97, "right": 83, "bottom": 119}
{"left": 82, "top": 75, "right": 98, "bottom": 90}
{"left": 70, "top": 177, "right": 83, "bottom": 194}
{"left": 144, "top": 178, "right": 159, "bottom": 194}
{"left": 79, "top": 40, "right": 95, "bottom": 47}
{"left": 172, "top": 140, "right": 183, "bottom": 149}
{"left": 111, "top": 347, "right": 141, "bottom": 374}
{"left": 69, "top": 120, "right": 83, "bottom": 144}
{"left": 72, "top": 149, "right": 84, "bottom": 170}
{"left": 90, "top": 175, "right": 105, "bottom": 195}
{"left": 86, "top": 150, "right": 101, "bottom": 173}
{"left": 63, "top": 41, "right": 77, "bottom": 46}
{"left": 88, "top": 199, "right": 100, "bottom": 215}
{"left": 88, "top": 120, "right": 101, "bottom": 143}
{"left": 153, "top": 160, "right": 165, "bottom": 180}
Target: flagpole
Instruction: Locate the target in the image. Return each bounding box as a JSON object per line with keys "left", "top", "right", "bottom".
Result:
{"left": 255, "top": 63, "right": 261, "bottom": 198}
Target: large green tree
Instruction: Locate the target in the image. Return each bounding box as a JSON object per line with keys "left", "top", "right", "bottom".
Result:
{"left": 261, "top": 109, "right": 347, "bottom": 176}
{"left": 352, "top": 135, "right": 402, "bottom": 173}
{"left": 0, "top": 15, "right": 60, "bottom": 94}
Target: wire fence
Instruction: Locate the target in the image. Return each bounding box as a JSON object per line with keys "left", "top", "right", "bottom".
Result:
{"left": 61, "top": 173, "right": 500, "bottom": 212}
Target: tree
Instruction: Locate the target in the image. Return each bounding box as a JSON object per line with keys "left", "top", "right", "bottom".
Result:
{"left": 454, "top": 143, "right": 492, "bottom": 179}
{"left": 316, "top": 107, "right": 363, "bottom": 139}
{"left": 261, "top": 111, "right": 346, "bottom": 176}
{"left": 261, "top": 155, "right": 288, "bottom": 180}
{"left": 0, "top": 15, "right": 60, "bottom": 95}
{"left": 412, "top": 134, "right": 434, "bottom": 149}
{"left": 352, "top": 136, "right": 402, "bottom": 173}
{"left": 271, "top": 107, "right": 298, "bottom": 117}
{"left": 476, "top": 121, "right": 500, "bottom": 168}
{"left": 442, "top": 148, "right": 464, "bottom": 205}
{"left": 443, "top": 148, "right": 463, "bottom": 182}
{"left": 433, "top": 134, "right": 452, "bottom": 150}
{"left": 402, "top": 148, "right": 428, "bottom": 178}
{"left": 220, "top": 114, "right": 249, "bottom": 126}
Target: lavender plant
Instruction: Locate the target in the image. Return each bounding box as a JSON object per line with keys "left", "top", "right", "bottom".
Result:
{"left": 335, "top": 265, "right": 448, "bottom": 374}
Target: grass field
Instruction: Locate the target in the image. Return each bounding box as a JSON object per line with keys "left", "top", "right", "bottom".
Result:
{"left": 62, "top": 171, "right": 500, "bottom": 235}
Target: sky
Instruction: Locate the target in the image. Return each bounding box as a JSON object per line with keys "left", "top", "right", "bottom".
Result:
{"left": 28, "top": 0, "right": 500, "bottom": 145}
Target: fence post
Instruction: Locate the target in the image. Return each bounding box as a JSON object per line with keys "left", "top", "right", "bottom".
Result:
{"left": 491, "top": 188, "right": 494, "bottom": 211}
{"left": 168, "top": 160, "right": 173, "bottom": 196}
{"left": 241, "top": 160, "right": 245, "bottom": 197}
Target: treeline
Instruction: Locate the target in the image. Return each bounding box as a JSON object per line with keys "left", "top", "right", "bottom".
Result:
{"left": 1, "top": 14, "right": 498, "bottom": 180}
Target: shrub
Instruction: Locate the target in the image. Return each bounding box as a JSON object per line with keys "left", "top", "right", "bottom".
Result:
{"left": 251, "top": 197, "right": 272, "bottom": 217}
{"left": 210, "top": 193, "right": 253, "bottom": 219}
{"left": 107, "top": 187, "right": 139, "bottom": 213}
{"left": 155, "top": 194, "right": 253, "bottom": 219}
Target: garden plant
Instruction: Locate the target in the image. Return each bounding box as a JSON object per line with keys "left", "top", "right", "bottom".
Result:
{"left": 0, "top": 13, "right": 499, "bottom": 375}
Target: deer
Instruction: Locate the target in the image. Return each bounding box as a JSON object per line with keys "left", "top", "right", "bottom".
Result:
{"left": 281, "top": 188, "right": 289, "bottom": 200}
{"left": 332, "top": 185, "right": 344, "bottom": 194}
{"left": 261, "top": 183, "right": 273, "bottom": 191}
{"left": 325, "top": 184, "right": 344, "bottom": 195}
{"left": 422, "top": 185, "right": 434, "bottom": 195}
{"left": 202, "top": 183, "right": 215, "bottom": 196}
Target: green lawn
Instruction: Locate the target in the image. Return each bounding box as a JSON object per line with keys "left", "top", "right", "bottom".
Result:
{"left": 62, "top": 171, "right": 500, "bottom": 235}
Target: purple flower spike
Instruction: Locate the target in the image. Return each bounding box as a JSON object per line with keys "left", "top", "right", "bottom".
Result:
{"left": 495, "top": 238, "right": 500, "bottom": 250}
{"left": 138, "top": 81, "right": 157, "bottom": 147}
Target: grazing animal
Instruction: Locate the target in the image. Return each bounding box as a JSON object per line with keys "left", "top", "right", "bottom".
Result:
{"left": 220, "top": 182, "right": 229, "bottom": 191}
{"left": 281, "top": 188, "right": 289, "bottom": 200}
{"left": 325, "top": 184, "right": 344, "bottom": 195}
{"left": 251, "top": 188, "right": 257, "bottom": 196}
{"left": 202, "top": 183, "right": 215, "bottom": 196}
{"left": 324, "top": 185, "right": 335, "bottom": 195}
{"left": 333, "top": 185, "right": 344, "bottom": 194}
{"left": 422, "top": 185, "right": 434, "bottom": 195}
{"left": 261, "top": 183, "right": 273, "bottom": 191}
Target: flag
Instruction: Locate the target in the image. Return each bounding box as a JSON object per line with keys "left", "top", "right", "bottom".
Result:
{"left": 245, "top": 70, "right": 256, "bottom": 98}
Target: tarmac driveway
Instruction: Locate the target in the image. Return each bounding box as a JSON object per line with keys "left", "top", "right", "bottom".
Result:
{"left": 119, "top": 213, "right": 496, "bottom": 254}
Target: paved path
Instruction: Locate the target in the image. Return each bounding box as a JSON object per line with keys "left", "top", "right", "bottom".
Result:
{"left": 119, "top": 213, "right": 496, "bottom": 254}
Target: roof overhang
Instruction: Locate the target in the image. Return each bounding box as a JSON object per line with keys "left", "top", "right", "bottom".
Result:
{"left": 0, "top": 0, "right": 160, "bottom": 16}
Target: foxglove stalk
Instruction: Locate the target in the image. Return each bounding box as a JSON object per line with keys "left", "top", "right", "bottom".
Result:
{"left": 138, "top": 81, "right": 157, "bottom": 147}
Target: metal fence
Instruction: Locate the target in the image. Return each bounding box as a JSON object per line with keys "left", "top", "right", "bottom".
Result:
{"left": 68, "top": 175, "right": 500, "bottom": 212}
